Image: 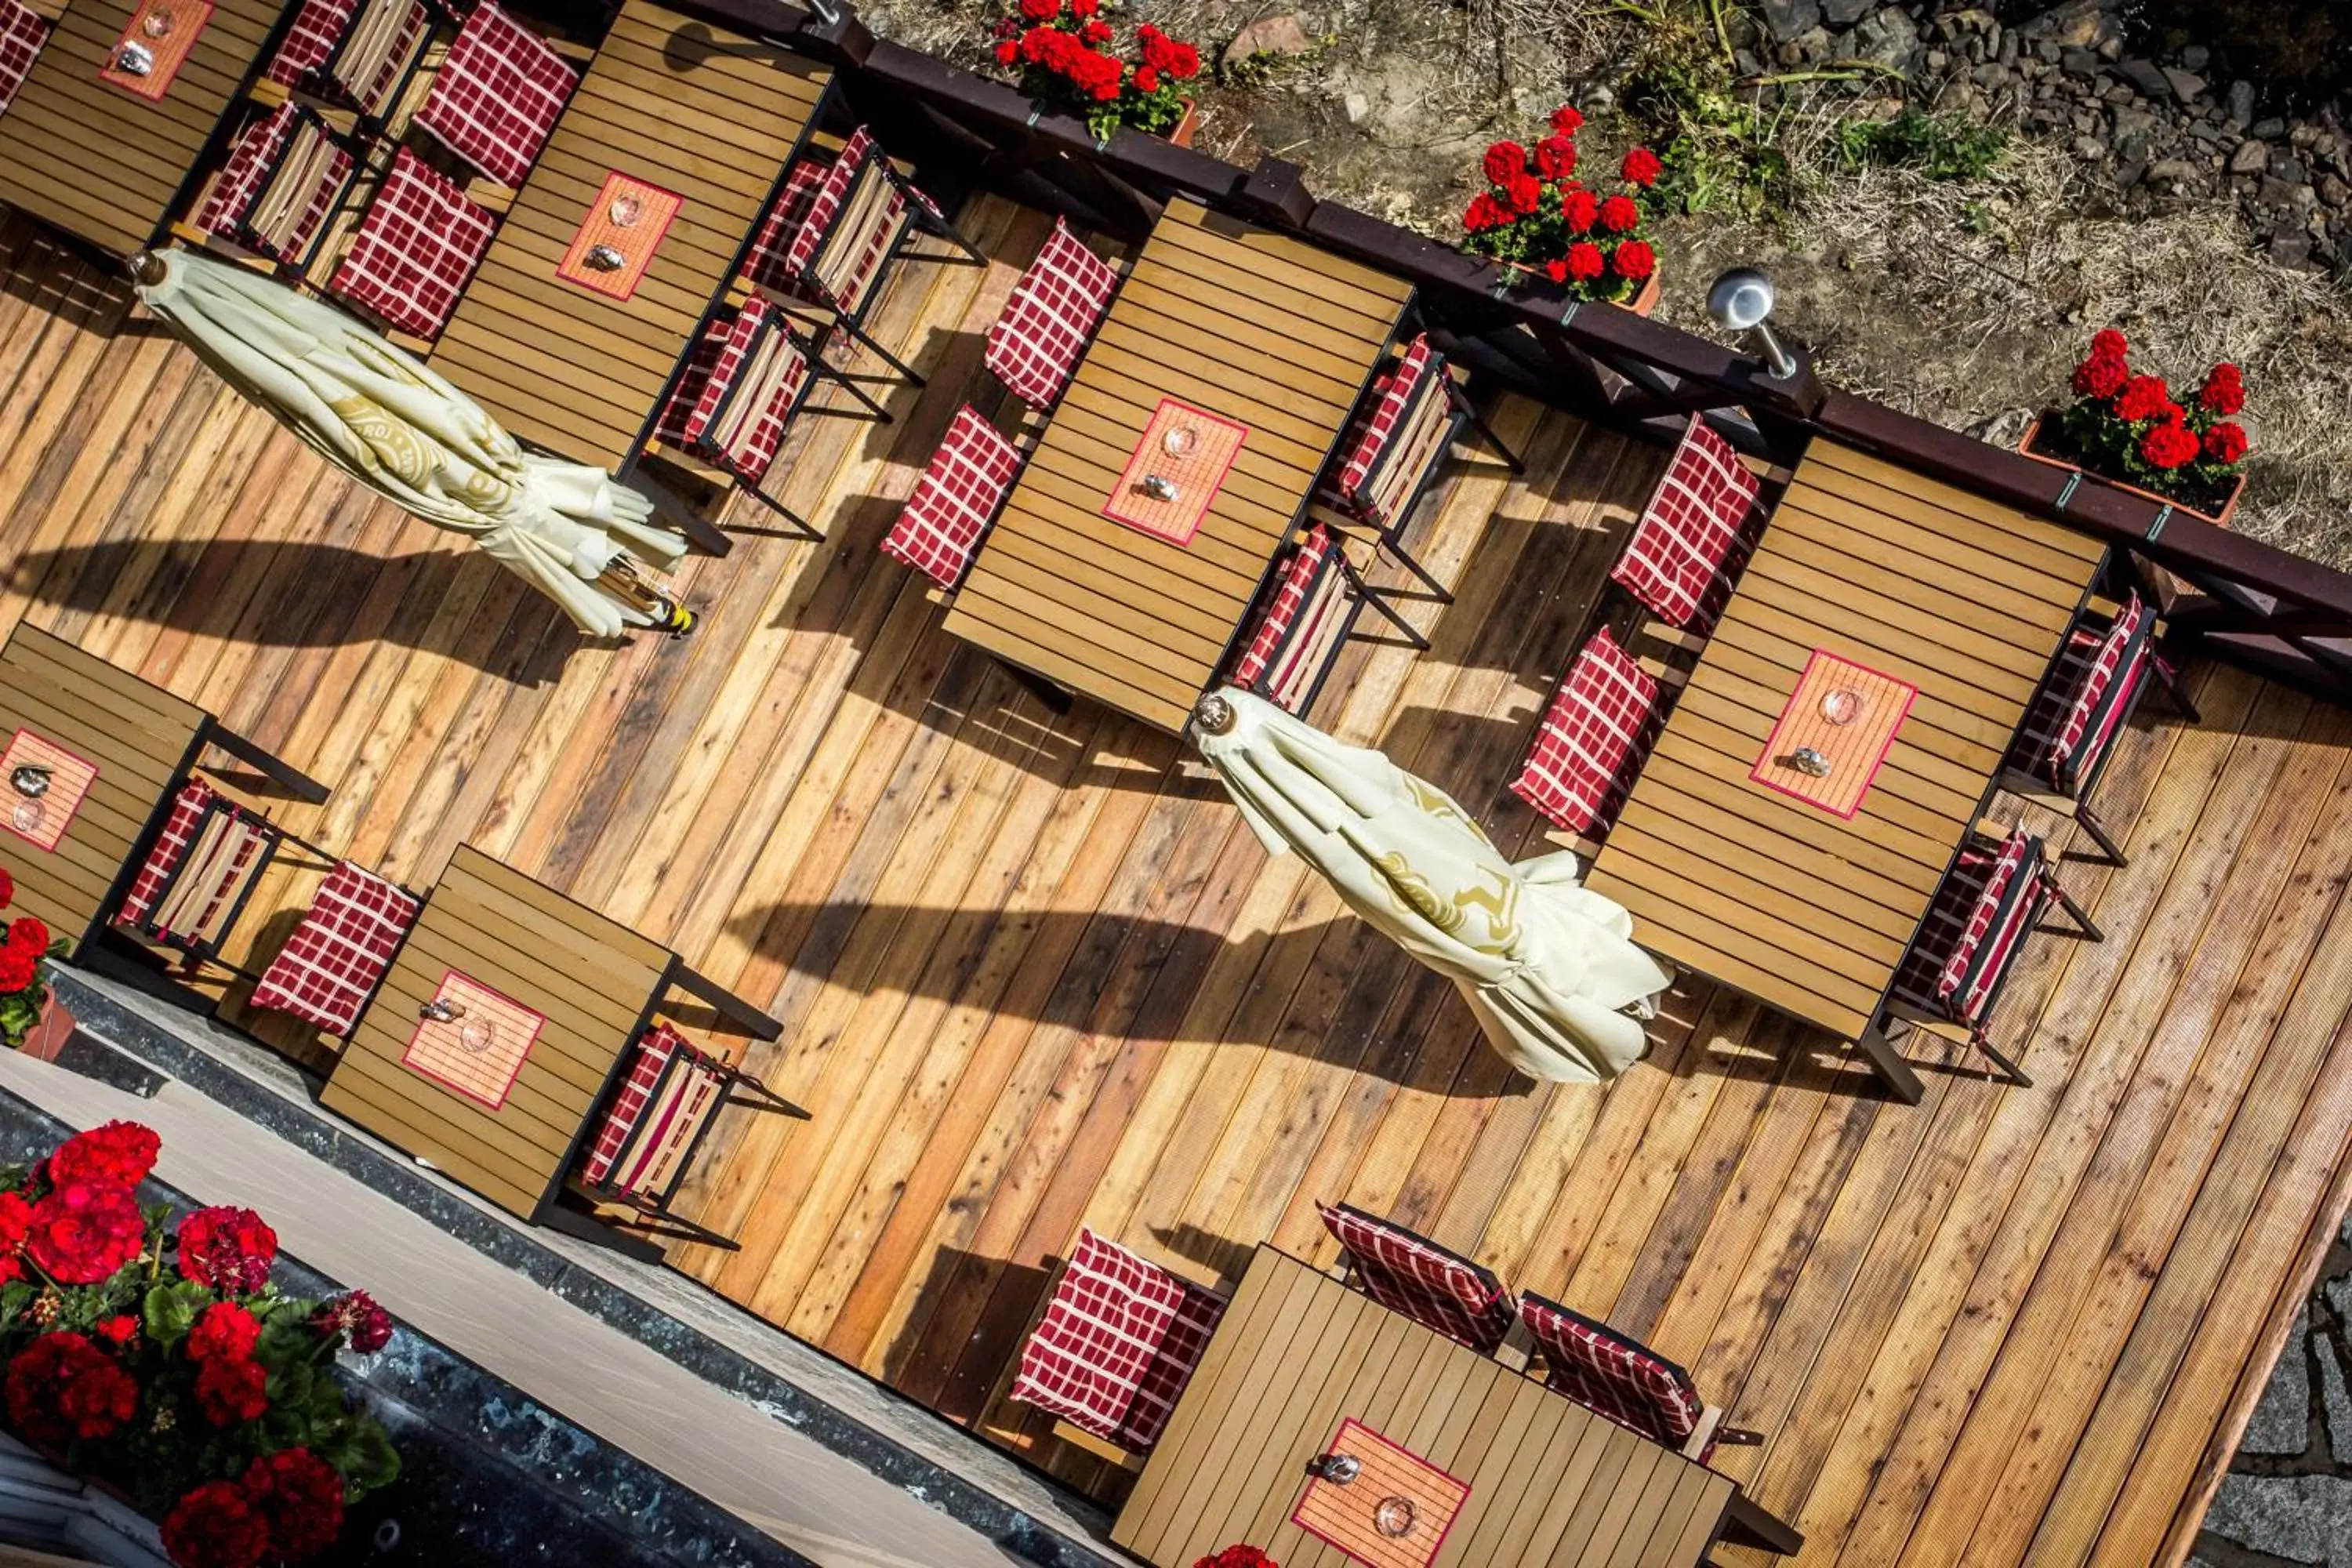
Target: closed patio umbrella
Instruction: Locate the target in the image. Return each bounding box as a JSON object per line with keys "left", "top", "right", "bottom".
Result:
{"left": 130, "top": 248, "right": 690, "bottom": 640}
{"left": 1192, "top": 688, "right": 1672, "bottom": 1083}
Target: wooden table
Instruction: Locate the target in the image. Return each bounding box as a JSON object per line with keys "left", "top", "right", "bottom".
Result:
{"left": 0, "top": 624, "right": 324, "bottom": 958}
{"left": 321, "top": 843, "right": 778, "bottom": 1244}
{"left": 1116, "top": 1246, "right": 1797, "bottom": 1568}
{"left": 1584, "top": 440, "right": 2107, "bottom": 1099}
{"left": 942, "top": 198, "right": 1413, "bottom": 732}
{"left": 432, "top": 0, "right": 830, "bottom": 472}
{"left": 0, "top": 0, "right": 288, "bottom": 256}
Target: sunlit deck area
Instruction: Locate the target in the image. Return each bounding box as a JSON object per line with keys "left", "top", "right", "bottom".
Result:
{"left": 2, "top": 180, "right": 2349, "bottom": 1568}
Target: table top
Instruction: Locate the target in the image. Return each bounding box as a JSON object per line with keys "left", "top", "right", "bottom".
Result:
{"left": 321, "top": 843, "right": 673, "bottom": 1219}
{"left": 0, "top": 0, "right": 285, "bottom": 256}
{"left": 1113, "top": 1245, "right": 1736, "bottom": 1568}
{"left": 432, "top": 0, "right": 829, "bottom": 470}
{"left": 1584, "top": 439, "right": 2107, "bottom": 1041}
{"left": 942, "top": 198, "right": 1413, "bottom": 733}
{"left": 0, "top": 625, "right": 207, "bottom": 956}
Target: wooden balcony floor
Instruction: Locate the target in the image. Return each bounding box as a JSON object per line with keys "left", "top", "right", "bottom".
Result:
{"left": 1, "top": 196, "right": 2347, "bottom": 1568}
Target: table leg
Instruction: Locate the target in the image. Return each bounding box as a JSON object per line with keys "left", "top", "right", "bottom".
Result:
{"left": 1856, "top": 1023, "right": 1924, "bottom": 1105}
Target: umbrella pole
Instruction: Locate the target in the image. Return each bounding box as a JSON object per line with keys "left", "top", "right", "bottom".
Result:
{"left": 597, "top": 558, "right": 695, "bottom": 638}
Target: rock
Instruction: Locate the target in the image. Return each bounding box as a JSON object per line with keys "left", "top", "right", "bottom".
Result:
{"left": 2227, "top": 79, "right": 2255, "bottom": 128}
{"left": 2161, "top": 66, "right": 2205, "bottom": 103}
{"left": 2322, "top": 1338, "right": 2352, "bottom": 1465}
{"left": 2252, "top": 116, "right": 2287, "bottom": 140}
{"left": 1923, "top": 47, "right": 1948, "bottom": 73}
{"left": 2071, "top": 135, "right": 2106, "bottom": 165}
{"left": 1758, "top": 0, "right": 1820, "bottom": 44}
{"left": 1849, "top": 7, "right": 1919, "bottom": 69}
{"left": 1794, "top": 24, "right": 1829, "bottom": 58}
{"left": 2240, "top": 1307, "right": 2312, "bottom": 1455}
{"left": 2116, "top": 58, "right": 2172, "bottom": 100}
{"left": 2277, "top": 154, "right": 2308, "bottom": 187}
{"left": 1733, "top": 45, "right": 1763, "bottom": 77}
{"left": 1221, "top": 13, "right": 1310, "bottom": 67}
{"left": 2096, "top": 34, "right": 2122, "bottom": 60}
{"left": 1820, "top": 0, "right": 1871, "bottom": 28}
{"left": 1971, "top": 60, "right": 2006, "bottom": 89}
{"left": 2181, "top": 43, "right": 2209, "bottom": 72}
{"left": 2321, "top": 174, "right": 2350, "bottom": 209}
{"left": 1342, "top": 90, "right": 1369, "bottom": 123}
{"left": 2148, "top": 158, "right": 2201, "bottom": 187}
{"left": 2024, "top": 0, "right": 2114, "bottom": 49}
{"left": 2268, "top": 229, "right": 2313, "bottom": 267}
{"left": 2060, "top": 46, "right": 2100, "bottom": 78}
{"left": 2230, "top": 139, "right": 2270, "bottom": 175}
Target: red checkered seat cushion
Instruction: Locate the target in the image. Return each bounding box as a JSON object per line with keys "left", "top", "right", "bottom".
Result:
{"left": 1011, "top": 1228, "right": 1227, "bottom": 1453}
{"left": 196, "top": 105, "right": 354, "bottom": 266}
{"left": 579, "top": 1022, "right": 729, "bottom": 1198}
{"left": 0, "top": 0, "right": 50, "bottom": 117}
{"left": 1610, "top": 416, "right": 1763, "bottom": 630}
{"left": 678, "top": 298, "right": 811, "bottom": 486}
{"left": 1519, "top": 1293, "right": 1711, "bottom": 1458}
{"left": 2010, "top": 593, "right": 2150, "bottom": 794}
{"left": 985, "top": 219, "right": 1118, "bottom": 408}
{"left": 1893, "top": 829, "right": 2046, "bottom": 1029}
{"left": 880, "top": 406, "right": 1021, "bottom": 590}
{"left": 1229, "top": 526, "right": 1357, "bottom": 714}
{"left": 1316, "top": 1202, "right": 1514, "bottom": 1353}
{"left": 413, "top": 2, "right": 577, "bottom": 187}
{"left": 250, "top": 862, "right": 419, "bottom": 1036}
{"left": 742, "top": 159, "right": 825, "bottom": 295}
{"left": 1324, "top": 336, "right": 1449, "bottom": 528}
{"left": 1508, "top": 628, "right": 1664, "bottom": 837}
{"left": 116, "top": 780, "right": 220, "bottom": 931}
{"left": 328, "top": 148, "right": 495, "bottom": 339}
{"left": 262, "top": 0, "right": 350, "bottom": 88}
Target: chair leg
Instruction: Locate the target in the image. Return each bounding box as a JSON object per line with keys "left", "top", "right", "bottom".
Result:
{"left": 1347, "top": 570, "right": 1432, "bottom": 652}
{"left": 914, "top": 198, "right": 987, "bottom": 265}
{"left": 1450, "top": 387, "right": 1524, "bottom": 474}
{"left": 2045, "top": 875, "right": 2103, "bottom": 942}
{"left": 833, "top": 314, "right": 927, "bottom": 388}
{"left": 815, "top": 360, "right": 895, "bottom": 423}
{"left": 2154, "top": 655, "right": 2201, "bottom": 724}
{"left": 1378, "top": 532, "right": 1455, "bottom": 604}
{"left": 2075, "top": 803, "right": 2128, "bottom": 866}
{"left": 1972, "top": 1027, "right": 2034, "bottom": 1088}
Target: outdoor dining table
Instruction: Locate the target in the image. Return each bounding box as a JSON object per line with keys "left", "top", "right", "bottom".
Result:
{"left": 942, "top": 197, "right": 1414, "bottom": 733}
{"left": 1114, "top": 1245, "right": 1800, "bottom": 1568}
{"left": 430, "top": 0, "right": 831, "bottom": 477}
{"left": 1583, "top": 438, "right": 2109, "bottom": 1102}
{"left": 0, "top": 0, "right": 288, "bottom": 257}
{"left": 320, "top": 843, "right": 779, "bottom": 1242}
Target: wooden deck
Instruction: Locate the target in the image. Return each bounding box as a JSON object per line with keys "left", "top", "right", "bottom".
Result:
{"left": 0, "top": 193, "right": 2346, "bottom": 1567}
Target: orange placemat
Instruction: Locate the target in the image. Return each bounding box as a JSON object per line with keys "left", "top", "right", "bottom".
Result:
{"left": 0, "top": 730, "right": 97, "bottom": 854}
{"left": 1291, "top": 1418, "right": 1469, "bottom": 1568}
{"left": 1749, "top": 648, "right": 1917, "bottom": 818}
{"left": 1102, "top": 397, "right": 1247, "bottom": 546}
{"left": 98, "top": 0, "right": 212, "bottom": 100}
{"left": 557, "top": 172, "right": 682, "bottom": 301}
{"left": 401, "top": 970, "right": 544, "bottom": 1110}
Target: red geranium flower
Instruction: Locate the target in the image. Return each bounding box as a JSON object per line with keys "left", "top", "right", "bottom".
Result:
{"left": 176, "top": 1207, "right": 277, "bottom": 1295}
{"left": 26, "top": 1180, "right": 145, "bottom": 1285}
{"left": 1017, "top": 0, "right": 1059, "bottom": 20}
{"left": 0, "top": 1191, "right": 32, "bottom": 1286}
{"left": 1070, "top": 0, "right": 1097, "bottom": 14}
{"left": 1548, "top": 103, "right": 1584, "bottom": 136}
{"left": 1534, "top": 135, "right": 1576, "bottom": 180}
{"left": 188, "top": 1301, "right": 262, "bottom": 1365}
{"left": 1565, "top": 241, "right": 1606, "bottom": 281}
{"left": 2140, "top": 419, "right": 2201, "bottom": 470}
{"left": 2114, "top": 374, "right": 2173, "bottom": 424}
{"left": 162, "top": 1482, "right": 270, "bottom": 1568}
{"left": 6, "top": 916, "right": 45, "bottom": 953}
{"left": 1544, "top": 258, "right": 1569, "bottom": 284}
{"left": 1560, "top": 187, "right": 1599, "bottom": 234}
{"left": 1598, "top": 194, "right": 1641, "bottom": 234}
{"left": 1192, "top": 1548, "right": 1278, "bottom": 1568}
{"left": 46, "top": 1121, "right": 158, "bottom": 1192}
{"left": 1137, "top": 24, "right": 1199, "bottom": 79}
{"left": 2071, "top": 351, "right": 2128, "bottom": 400}
{"left": 1132, "top": 64, "right": 1158, "bottom": 92}
{"left": 1501, "top": 172, "right": 1543, "bottom": 215}
{"left": 1461, "top": 193, "right": 1506, "bottom": 234}
{"left": 993, "top": 38, "right": 1018, "bottom": 64}
{"left": 241, "top": 1448, "right": 347, "bottom": 1561}
{"left": 1612, "top": 240, "right": 1657, "bottom": 280}
{"left": 312, "top": 1290, "right": 394, "bottom": 1354}
{"left": 1481, "top": 141, "right": 1527, "bottom": 187}
{"left": 1081, "top": 18, "right": 1112, "bottom": 42}
{"left": 2089, "top": 327, "right": 2128, "bottom": 361}
{"left": 1621, "top": 147, "right": 1663, "bottom": 187}
{"left": 0, "top": 946, "right": 36, "bottom": 996}
{"left": 2203, "top": 421, "right": 2249, "bottom": 465}
{"left": 96, "top": 1315, "right": 137, "bottom": 1347}
{"left": 2199, "top": 362, "right": 2245, "bottom": 416}
{"left": 5, "top": 1333, "right": 139, "bottom": 1446}
{"left": 0, "top": 869, "right": 13, "bottom": 909}
{"left": 194, "top": 1353, "right": 268, "bottom": 1428}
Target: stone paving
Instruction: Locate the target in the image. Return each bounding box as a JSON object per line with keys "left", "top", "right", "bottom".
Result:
{"left": 2196, "top": 1217, "right": 2352, "bottom": 1566}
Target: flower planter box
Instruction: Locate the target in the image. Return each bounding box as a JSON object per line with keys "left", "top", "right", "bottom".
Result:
{"left": 14, "top": 991, "right": 72, "bottom": 1062}
{"left": 2018, "top": 412, "right": 2245, "bottom": 529}
{"left": 1163, "top": 97, "right": 1196, "bottom": 147}
{"left": 1502, "top": 261, "right": 1660, "bottom": 317}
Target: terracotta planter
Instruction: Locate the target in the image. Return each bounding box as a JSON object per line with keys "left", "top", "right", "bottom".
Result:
{"left": 1501, "top": 260, "right": 1661, "bottom": 317}
{"left": 15, "top": 990, "right": 72, "bottom": 1062}
{"left": 2017, "top": 412, "right": 2245, "bottom": 528}
{"left": 1162, "top": 98, "right": 1197, "bottom": 148}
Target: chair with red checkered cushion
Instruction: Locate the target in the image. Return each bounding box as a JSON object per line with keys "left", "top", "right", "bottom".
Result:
{"left": 880, "top": 406, "right": 1022, "bottom": 590}
{"left": 1316, "top": 1202, "right": 1515, "bottom": 1353}
{"left": 1519, "top": 1294, "right": 1756, "bottom": 1464}
{"left": 117, "top": 780, "right": 220, "bottom": 935}
{"left": 114, "top": 783, "right": 282, "bottom": 962}
{"left": 741, "top": 158, "right": 825, "bottom": 296}
{"left": 413, "top": 1, "right": 577, "bottom": 187}
{"left": 1225, "top": 526, "right": 1364, "bottom": 717}
{"left": 1508, "top": 628, "right": 1667, "bottom": 841}
{"left": 250, "top": 862, "right": 420, "bottom": 1037}
{"left": 1011, "top": 1228, "right": 1228, "bottom": 1456}
{"left": 0, "top": 0, "right": 50, "bottom": 118}
{"left": 1610, "top": 416, "right": 1766, "bottom": 632}
{"left": 325, "top": 0, "right": 434, "bottom": 118}
{"left": 263, "top": 0, "right": 351, "bottom": 89}
{"left": 985, "top": 220, "right": 1119, "bottom": 408}
{"left": 328, "top": 148, "right": 496, "bottom": 339}
{"left": 196, "top": 105, "right": 355, "bottom": 268}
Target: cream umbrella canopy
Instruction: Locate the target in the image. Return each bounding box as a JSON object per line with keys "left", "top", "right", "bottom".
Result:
{"left": 1192, "top": 688, "right": 1673, "bottom": 1083}
{"left": 131, "top": 248, "right": 688, "bottom": 639}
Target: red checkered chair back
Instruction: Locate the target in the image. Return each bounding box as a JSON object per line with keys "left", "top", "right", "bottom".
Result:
{"left": 1228, "top": 527, "right": 1357, "bottom": 715}
{"left": 1508, "top": 628, "right": 1665, "bottom": 838}
{"left": 783, "top": 126, "right": 877, "bottom": 283}
{"left": 263, "top": 0, "right": 351, "bottom": 88}
{"left": 1519, "top": 1293, "right": 1711, "bottom": 1458}
{"left": 985, "top": 220, "right": 1119, "bottom": 408}
{"left": 1323, "top": 336, "right": 1456, "bottom": 531}
{"left": 880, "top": 406, "right": 1022, "bottom": 590}
{"left": 1609, "top": 416, "right": 1764, "bottom": 630}
{"left": 578, "top": 1022, "right": 729, "bottom": 1200}
{"left": 1316, "top": 1203, "right": 1515, "bottom": 1353}
{"left": 667, "top": 298, "right": 812, "bottom": 486}
{"left": 0, "top": 0, "right": 50, "bottom": 117}
{"left": 328, "top": 0, "right": 432, "bottom": 118}
{"left": 251, "top": 862, "right": 420, "bottom": 1037}
{"left": 2010, "top": 593, "right": 2151, "bottom": 796}
{"left": 117, "top": 780, "right": 220, "bottom": 931}
{"left": 413, "top": 1, "right": 578, "bottom": 187}
{"left": 1893, "top": 828, "right": 2050, "bottom": 1032}
{"left": 1010, "top": 1228, "right": 1228, "bottom": 1453}
{"left": 197, "top": 105, "right": 354, "bottom": 267}
{"left": 742, "top": 159, "right": 825, "bottom": 296}
{"left": 328, "top": 148, "right": 497, "bottom": 339}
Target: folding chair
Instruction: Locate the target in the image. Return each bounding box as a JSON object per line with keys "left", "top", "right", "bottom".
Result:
{"left": 324, "top": 0, "right": 442, "bottom": 122}
{"left": 412, "top": 0, "right": 578, "bottom": 187}
{"left": 0, "top": 0, "right": 49, "bottom": 119}
{"left": 1316, "top": 1201, "right": 1515, "bottom": 1353}
{"left": 194, "top": 103, "right": 358, "bottom": 271}
{"left": 326, "top": 147, "right": 496, "bottom": 341}
{"left": 1508, "top": 626, "right": 1678, "bottom": 855}
{"left": 571, "top": 1021, "right": 805, "bottom": 1250}
{"left": 1609, "top": 415, "right": 1769, "bottom": 639}
{"left": 984, "top": 218, "right": 1120, "bottom": 409}
{"left": 249, "top": 861, "right": 422, "bottom": 1038}
{"left": 261, "top": 0, "right": 353, "bottom": 91}
{"left": 1518, "top": 1294, "right": 1761, "bottom": 1465}
{"left": 1007, "top": 1227, "right": 1228, "bottom": 1468}
{"left": 879, "top": 405, "right": 1023, "bottom": 591}
{"left": 1223, "top": 525, "right": 1401, "bottom": 719}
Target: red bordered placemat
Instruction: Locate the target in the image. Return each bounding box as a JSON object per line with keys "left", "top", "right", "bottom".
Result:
{"left": 1102, "top": 397, "right": 1247, "bottom": 546}
{"left": 98, "top": 0, "right": 212, "bottom": 100}
{"left": 401, "top": 970, "right": 544, "bottom": 1110}
{"left": 1748, "top": 648, "right": 1917, "bottom": 818}
{"left": 1290, "top": 1417, "right": 1470, "bottom": 1568}
{"left": 557, "top": 172, "right": 682, "bottom": 302}
{"left": 0, "top": 730, "right": 98, "bottom": 854}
